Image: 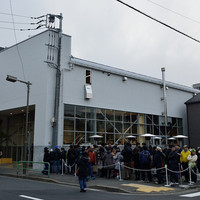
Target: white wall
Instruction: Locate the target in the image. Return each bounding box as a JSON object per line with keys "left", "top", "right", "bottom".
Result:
{"left": 62, "top": 64, "right": 195, "bottom": 138}
{"left": 0, "top": 30, "right": 71, "bottom": 162}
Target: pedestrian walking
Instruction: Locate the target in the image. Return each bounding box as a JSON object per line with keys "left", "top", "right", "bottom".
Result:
{"left": 77, "top": 148, "right": 90, "bottom": 192}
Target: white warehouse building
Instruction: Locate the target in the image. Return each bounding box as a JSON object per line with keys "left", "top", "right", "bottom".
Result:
{"left": 0, "top": 29, "right": 198, "bottom": 162}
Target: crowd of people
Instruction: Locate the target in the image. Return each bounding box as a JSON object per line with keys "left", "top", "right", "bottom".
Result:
{"left": 43, "top": 143, "right": 200, "bottom": 192}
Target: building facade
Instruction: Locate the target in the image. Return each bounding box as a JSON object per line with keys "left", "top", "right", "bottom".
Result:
{"left": 0, "top": 30, "right": 198, "bottom": 162}
{"left": 185, "top": 93, "right": 200, "bottom": 148}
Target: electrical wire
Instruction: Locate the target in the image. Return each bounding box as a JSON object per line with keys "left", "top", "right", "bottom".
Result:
{"left": 0, "top": 20, "right": 34, "bottom": 25}
{"left": 116, "top": 0, "right": 200, "bottom": 44}
{"left": 9, "top": 0, "right": 26, "bottom": 81}
{"left": 0, "top": 11, "right": 32, "bottom": 19}
{"left": 145, "top": 0, "right": 200, "bottom": 25}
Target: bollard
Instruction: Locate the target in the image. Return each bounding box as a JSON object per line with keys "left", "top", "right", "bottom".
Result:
{"left": 165, "top": 164, "right": 170, "bottom": 186}
{"left": 118, "top": 162, "right": 122, "bottom": 181}
{"left": 178, "top": 163, "right": 183, "bottom": 185}
{"left": 74, "top": 164, "right": 77, "bottom": 177}
{"left": 62, "top": 159, "right": 64, "bottom": 175}
{"left": 189, "top": 165, "right": 192, "bottom": 185}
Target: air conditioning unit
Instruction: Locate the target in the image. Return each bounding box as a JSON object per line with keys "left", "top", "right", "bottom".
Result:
{"left": 85, "top": 85, "right": 93, "bottom": 99}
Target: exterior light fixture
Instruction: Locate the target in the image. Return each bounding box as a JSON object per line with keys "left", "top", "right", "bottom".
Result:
{"left": 6, "top": 74, "right": 32, "bottom": 174}
{"left": 123, "top": 76, "right": 128, "bottom": 81}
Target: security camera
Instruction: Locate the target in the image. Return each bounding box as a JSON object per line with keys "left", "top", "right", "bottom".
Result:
{"left": 123, "top": 76, "right": 128, "bottom": 81}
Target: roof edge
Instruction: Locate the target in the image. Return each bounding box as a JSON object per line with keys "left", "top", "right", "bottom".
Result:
{"left": 70, "top": 57, "right": 199, "bottom": 94}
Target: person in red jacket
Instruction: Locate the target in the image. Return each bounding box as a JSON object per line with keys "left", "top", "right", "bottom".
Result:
{"left": 86, "top": 146, "right": 96, "bottom": 180}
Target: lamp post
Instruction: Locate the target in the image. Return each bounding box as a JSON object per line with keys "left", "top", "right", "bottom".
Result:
{"left": 6, "top": 75, "right": 32, "bottom": 174}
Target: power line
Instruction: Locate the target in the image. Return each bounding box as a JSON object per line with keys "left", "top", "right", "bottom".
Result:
{"left": 0, "top": 20, "right": 34, "bottom": 25}
{"left": 116, "top": 0, "right": 200, "bottom": 44}
{"left": 145, "top": 0, "right": 200, "bottom": 25}
{"left": 0, "top": 12, "right": 32, "bottom": 18}
{"left": 9, "top": 0, "right": 26, "bottom": 81}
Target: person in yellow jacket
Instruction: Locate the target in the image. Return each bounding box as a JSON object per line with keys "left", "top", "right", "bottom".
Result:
{"left": 180, "top": 145, "right": 191, "bottom": 182}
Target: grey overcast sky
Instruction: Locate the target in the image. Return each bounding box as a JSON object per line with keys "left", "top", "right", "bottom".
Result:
{"left": 1, "top": 0, "right": 200, "bottom": 87}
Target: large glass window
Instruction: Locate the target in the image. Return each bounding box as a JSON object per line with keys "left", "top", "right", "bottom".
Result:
{"left": 63, "top": 104, "right": 183, "bottom": 146}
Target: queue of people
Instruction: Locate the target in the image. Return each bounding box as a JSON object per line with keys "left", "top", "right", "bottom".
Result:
{"left": 43, "top": 143, "right": 200, "bottom": 191}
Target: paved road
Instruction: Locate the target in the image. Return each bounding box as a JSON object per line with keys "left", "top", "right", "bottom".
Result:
{"left": 1, "top": 176, "right": 200, "bottom": 200}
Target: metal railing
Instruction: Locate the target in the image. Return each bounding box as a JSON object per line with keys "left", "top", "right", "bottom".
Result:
{"left": 17, "top": 161, "right": 50, "bottom": 178}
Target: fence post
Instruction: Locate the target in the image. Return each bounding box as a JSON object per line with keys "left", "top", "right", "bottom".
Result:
{"left": 189, "top": 165, "right": 192, "bottom": 185}
{"left": 165, "top": 164, "right": 170, "bottom": 186}
{"left": 62, "top": 159, "right": 64, "bottom": 175}
{"left": 17, "top": 161, "right": 19, "bottom": 176}
{"left": 48, "top": 162, "right": 50, "bottom": 178}
{"left": 178, "top": 163, "right": 183, "bottom": 185}
{"left": 74, "top": 164, "right": 77, "bottom": 177}
{"left": 119, "top": 162, "right": 122, "bottom": 181}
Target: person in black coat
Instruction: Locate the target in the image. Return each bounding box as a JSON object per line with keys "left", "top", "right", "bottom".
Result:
{"left": 121, "top": 143, "right": 133, "bottom": 180}
{"left": 153, "top": 146, "right": 165, "bottom": 184}
{"left": 168, "top": 145, "right": 180, "bottom": 185}
{"left": 133, "top": 147, "right": 140, "bottom": 180}
{"left": 42, "top": 147, "right": 50, "bottom": 175}
{"left": 60, "top": 147, "right": 67, "bottom": 173}
{"left": 67, "top": 145, "right": 76, "bottom": 174}
{"left": 53, "top": 146, "right": 61, "bottom": 173}
{"left": 77, "top": 148, "right": 90, "bottom": 192}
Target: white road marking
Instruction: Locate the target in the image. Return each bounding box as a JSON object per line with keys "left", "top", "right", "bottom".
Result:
{"left": 87, "top": 188, "right": 101, "bottom": 192}
{"left": 180, "top": 192, "right": 200, "bottom": 198}
{"left": 19, "top": 195, "right": 44, "bottom": 200}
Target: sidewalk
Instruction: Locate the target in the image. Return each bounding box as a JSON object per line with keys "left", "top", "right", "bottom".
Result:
{"left": 0, "top": 163, "right": 199, "bottom": 194}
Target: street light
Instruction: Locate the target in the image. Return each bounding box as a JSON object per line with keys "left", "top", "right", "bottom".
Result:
{"left": 6, "top": 75, "right": 32, "bottom": 174}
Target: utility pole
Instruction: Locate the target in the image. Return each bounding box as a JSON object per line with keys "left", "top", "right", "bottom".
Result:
{"left": 46, "top": 13, "right": 63, "bottom": 148}
{"left": 161, "top": 67, "right": 168, "bottom": 145}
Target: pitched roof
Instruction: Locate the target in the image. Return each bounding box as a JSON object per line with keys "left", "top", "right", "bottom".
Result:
{"left": 185, "top": 93, "right": 200, "bottom": 105}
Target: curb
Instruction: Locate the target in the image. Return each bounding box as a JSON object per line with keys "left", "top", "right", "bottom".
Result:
{"left": 1, "top": 173, "right": 200, "bottom": 194}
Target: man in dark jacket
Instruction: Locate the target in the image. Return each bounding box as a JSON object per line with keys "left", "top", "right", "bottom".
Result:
{"left": 121, "top": 143, "right": 133, "bottom": 180}
{"left": 42, "top": 147, "right": 50, "bottom": 175}
{"left": 139, "top": 145, "right": 152, "bottom": 182}
{"left": 168, "top": 145, "right": 180, "bottom": 185}
{"left": 77, "top": 148, "right": 90, "bottom": 192}
{"left": 67, "top": 145, "right": 76, "bottom": 174}
{"left": 153, "top": 146, "right": 165, "bottom": 184}
{"left": 60, "top": 147, "right": 67, "bottom": 174}
{"left": 53, "top": 146, "right": 61, "bottom": 174}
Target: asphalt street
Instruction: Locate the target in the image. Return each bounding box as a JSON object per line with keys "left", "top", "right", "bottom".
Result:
{"left": 1, "top": 176, "right": 200, "bottom": 200}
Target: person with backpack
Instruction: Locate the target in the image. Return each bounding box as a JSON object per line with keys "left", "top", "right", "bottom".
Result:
{"left": 139, "top": 145, "right": 152, "bottom": 182}
{"left": 77, "top": 148, "right": 90, "bottom": 192}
